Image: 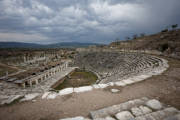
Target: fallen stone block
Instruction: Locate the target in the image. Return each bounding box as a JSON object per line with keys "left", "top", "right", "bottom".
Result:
{"left": 59, "top": 88, "right": 74, "bottom": 96}
{"left": 164, "top": 113, "right": 180, "bottom": 120}
{"left": 1, "top": 95, "right": 23, "bottom": 105}
{"left": 111, "top": 89, "right": 120, "bottom": 93}
{"left": 122, "top": 79, "right": 135, "bottom": 85}
{"left": 93, "top": 84, "right": 101, "bottom": 89}
{"left": 115, "top": 111, "right": 134, "bottom": 120}
{"left": 94, "top": 116, "right": 116, "bottom": 120}
{"left": 107, "top": 82, "right": 114, "bottom": 86}
{"left": 139, "top": 105, "right": 152, "bottom": 115}
{"left": 114, "top": 81, "right": 126, "bottom": 86}
{"left": 42, "top": 92, "right": 51, "bottom": 99}
{"left": 74, "top": 86, "right": 93, "bottom": 93}
{"left": 146, "top": 99, "right": 162, "bottom": 110}
{"left": 131, "top": 107, "right": 144, "bottom": 117}
{"left": 60, "top": 116, "right": 84, "bottom": 120}
{"left": 98, "top": 84, "right": 109, "bottom": 89}
{"left": 47, "top": 92, "right": 58, "bottom": 99}
{"left": 20, "top": 93, "right": 39, "bottom": 102}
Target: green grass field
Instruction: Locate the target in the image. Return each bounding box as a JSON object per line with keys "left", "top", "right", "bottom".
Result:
{"left": 54, "top": 69, "right": 98, "bottom": 90}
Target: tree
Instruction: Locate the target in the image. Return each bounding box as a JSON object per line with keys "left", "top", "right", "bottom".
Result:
{"left": 172, "top": 24, "right": 178, "bottom": 30}
{"left": 140, "top": 33, "right": 145, "bottom": 37}
{"left": 161, "top": 29, "right": 168, "bottom": 33}
{"left": 125, "top": 36, "right": 130, "bottom": 40}
{"left": 133, "top": 34, "right": 138, "bottom": 39}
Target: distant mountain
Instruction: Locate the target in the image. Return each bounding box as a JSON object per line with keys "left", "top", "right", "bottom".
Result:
{"left": 47, "top": 42, "right": 101, "bottom": 48}
{"left": 0, "top": 42, "right": 42, "bottom": 48}
{"left": 0, "top": 42, "right": 101, "bottom": 48}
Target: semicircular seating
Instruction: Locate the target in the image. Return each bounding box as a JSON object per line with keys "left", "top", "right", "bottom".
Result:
{"left": 74, "top": 51, "right": 168, "bottom": 83}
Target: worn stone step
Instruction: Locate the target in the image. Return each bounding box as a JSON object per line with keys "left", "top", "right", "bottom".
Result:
{"left": 90, "top": 97, "right": 149, "bottom": 119}
{"left": 135, "top": 107, "right": 179, "bottom": 120}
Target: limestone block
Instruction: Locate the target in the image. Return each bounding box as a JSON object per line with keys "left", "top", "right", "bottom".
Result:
{"left": 164, "top": 114, "right": 180, "bottom": 120}
{"left": 20, "top": 93, "right": 39, "bottom": 102}
{"left": 135, "top": 116, "right": 146, "bottom": 120}
{"left": 1, "top": 95, "right": 23, "bottom": 105}
{"left": 93, "top": 84, "right": 101, "bottom": 89}
{"left": 163, "top": 107, "right": 179, "bottom": 116}
{"left": 60, "top": 116, "right": 84, "bottom": 120}
{"left": 131, "top": 107, "right": 144, "bottom": 117}
{"left": 150, "top": 111, "right": 166, "bottom": 120}
{"left": 98, "top": 84, "right": 109, "bottom": 89}
{"left": 105, "top": 116, "right": 116, "bottom": 120}
{"left": 94, "top": 116, "right": 116, "bottom": 120}
{"left": 74, "top": 86, "right": 93, "bottom": 93}
{"left": 42, "top": 92, "right": 51, "bottom": 99}
{"left": 111, "top": 89, "right": 120, "bottom": 93}
{"left": 122, "top": 79, "right": 135, "bottom": 85}
{"left": 107, "top": 82, "right": 114, "bottom": 86}
{"left": 144, "top": 114, "right": 156, "bottom": 120}
{"left": 115, "top": 111, "right": 134, "bottom": 120}
{"left": 114, "top": 81, "right": 126, "bottom": 86}
{"left": 59, "top": 88, "right": 74, "bottom": 96}
{"left": 139, "top": 106, "right": 152, "bottom": 114}
{"left": 47, "top": 93, "right": 58, "bottom": 99}
{"left": 146, "top": 99, "right": 162, "bottom": 110}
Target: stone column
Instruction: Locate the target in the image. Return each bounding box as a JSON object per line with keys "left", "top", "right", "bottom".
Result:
{"left": 65, "top": 62, "right": 68, "bottom": 68}
{"left": 35, "top": 79, "right": 38, "bottom": 85}
{"left": 29, "top": 80, "right": 32, "bottom": 87}
{"left": 44, "top": 74, "right": 46, "bottom": 80}
{"left": 22, "top": 83, "right": 26, "bottom": 88}
{"left": 49, "top": 71, "right": 51, "bottom": 77}
{"left": 40, "top": 75, "right": 43, "bottom": 82}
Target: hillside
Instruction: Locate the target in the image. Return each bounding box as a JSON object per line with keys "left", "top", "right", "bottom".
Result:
{"left": 110, "top": 29, "right": 180, "bottom": 59}
{"left": 0, "top": 42, "right": 100, "bottom": 48}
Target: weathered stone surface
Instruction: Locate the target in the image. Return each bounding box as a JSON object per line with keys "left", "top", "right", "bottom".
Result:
{"left": 164, "top": 114, "right": 180, "bottom": 120}
{"left": 122, "top": 79, "right": 135, "bottom": 85}
{"left": 60, "top": 116, "right": 84, "bottom": 120}
{"left": 42, "top": 92, "right": 51, "bottom": 99}
{"left": 163, "top": 107, "right": 179, "bottom": 116}
{"left": 59, "top": 88, "right": 74, "bottom": 96}
{"left": 98, "top": 84, "right": 109, "bottom": 89}
{"left": 61, "top": 97, "right": 179, "bottom": 120}
{"left": 131, "top": 107, "right": 144, "bottom": 116}
{"left": 111, "top": 89, "right": 120, "bottom": 93}
{"left": 93, "top": 84, "right": 100, "bottom": 89}
{"left": 74, "top": 86, "right": 93, "bottom": 93}
{"left": 20, "top": 93, "right": 39, "bottom": 102}
{"left": 94, "top": 116, "right": 116, "bottom": 120}
{"left": 90, "top": 98, "right": 146, "bottom": 119}
{"left": 107, "top": 82, "right": 114, "bottom": 86}
{"left": 115, "top": 111, "right": 134, "bottom": 120}
{"left": 114, "top": 81, "right": 126, "bottom": 86}
{"left": 146, "top": 99, "right": 162, "bottom": 110}
{"left": 1, "top": 95, "right": 23, "bottom": 105}
{"left": 136, "top": 107, "right": 179, "bottom": 120}
{"left": 47, "top": 92, "right": 58, "bottom": 99}
{"left": 139, "top": 106, "right": 152, "bottom": 114}
{"left": 144, "top": 114, "right": 156, "bottom": 120}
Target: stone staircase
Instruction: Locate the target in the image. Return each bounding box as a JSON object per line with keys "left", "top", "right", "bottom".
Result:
{"left": 60, "top": 97, "right": 180, "bottom": 120}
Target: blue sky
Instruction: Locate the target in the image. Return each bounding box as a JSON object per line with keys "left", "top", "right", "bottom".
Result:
{"left": 0, "top": 0, "right": 180, "bottom": 44}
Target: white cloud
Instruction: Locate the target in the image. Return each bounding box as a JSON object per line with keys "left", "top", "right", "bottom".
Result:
{"left": 0, "top": 32, "right": 49, "bottom": 44}
{"left": 0, "top": 0, "right": 179, "bottom": 43}
{"left": 90, "top": 1, "right": 146, "bottom": 22}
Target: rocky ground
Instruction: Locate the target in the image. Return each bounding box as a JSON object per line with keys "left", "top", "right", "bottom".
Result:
{"left": 0, "top": 55, "right": 179, "bottom": 120}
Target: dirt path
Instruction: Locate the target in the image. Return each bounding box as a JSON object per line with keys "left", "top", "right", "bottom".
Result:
{"left": 0, "top": 57, "right": 179, "bottom": 120}
{"left": 0, "top": 63, "right": 20, "bottom": 70}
